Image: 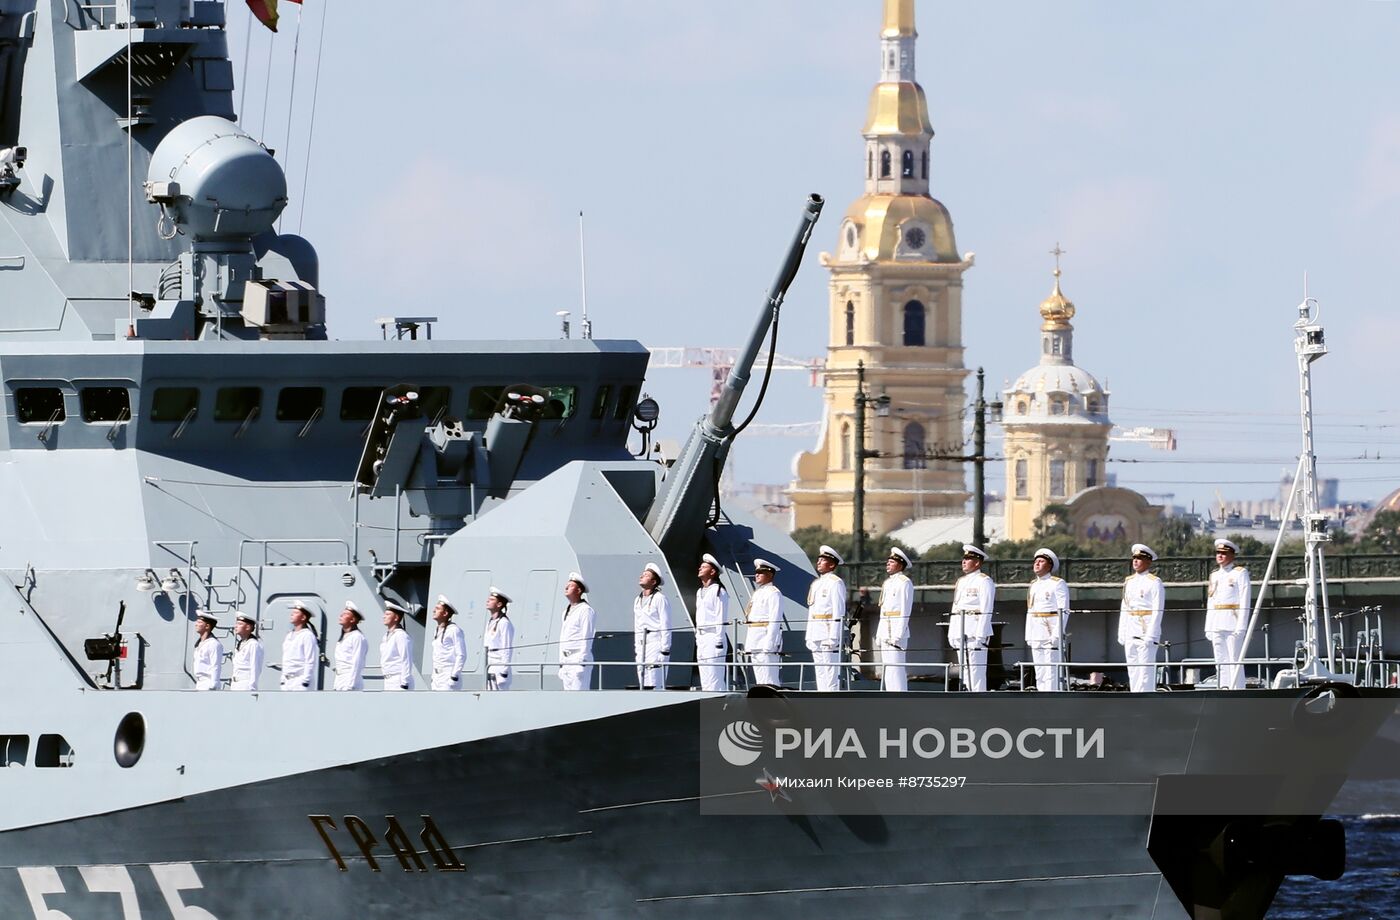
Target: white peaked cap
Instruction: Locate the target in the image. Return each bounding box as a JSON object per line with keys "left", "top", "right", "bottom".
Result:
{"left": 1131, "top": 543, "right": 1158, "bottom": 562}
{"left": 888, "top": 547, "right": 911, "bottom": 568}
{"left": 1033, "top": 547, "right": 1059, "bottom": 572}
{"left": 701, "top": 553, "right": 720, "bottom": 569}
{"left": 962, "top": 544, "right": 988, "bottom": 560}
{"left": 818, "top": 544, "right": 844, "bottom": 565}
{"left": 1215, "top": 538, "right": 1239, "bottom": 554}
{"left": 753, "top": 558, "right": 779, "bottom": 574}
{"left": 488, "top": 586, "right": 512, "bottom": 604}
{"left": 383, "top": 600, "right": 409, "bottom": 615}
{"left": 436, "top": 594, "right": 457, "bottom": 615}
{"left": 288, "top": 599, "right": 315, "bottom": 614}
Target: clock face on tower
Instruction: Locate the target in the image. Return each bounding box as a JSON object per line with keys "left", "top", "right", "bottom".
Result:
{"left": 904, "top": 227, "right": 926, "bottom": 250}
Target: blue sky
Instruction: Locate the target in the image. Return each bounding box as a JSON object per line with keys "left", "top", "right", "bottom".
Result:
{"left": 232, "top": 1, "right": 1400, "bottom": 516}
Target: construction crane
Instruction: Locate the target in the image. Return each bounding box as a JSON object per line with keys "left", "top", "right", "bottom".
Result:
{"left": 646, "top": 347, "right": 823, "bottom": 406}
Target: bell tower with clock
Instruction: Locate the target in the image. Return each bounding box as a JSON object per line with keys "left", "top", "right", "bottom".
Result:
{"left": 789, "top": 0, "right": 974, "bottom": 538}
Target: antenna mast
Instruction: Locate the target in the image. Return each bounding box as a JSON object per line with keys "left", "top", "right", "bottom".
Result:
{"left": 578, "top": 211, "right": 593, "bottom": 340}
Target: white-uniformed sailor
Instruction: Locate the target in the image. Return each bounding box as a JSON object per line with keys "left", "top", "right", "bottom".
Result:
{"left": 875, "top": 547, "right": 914, "bottom": 692}
{"left": 333, "top": 602, "right": 367, "bottom": 691}
{"left": 1206, "top": 538, "right": 1251, "bottom": 690}
{"left": 380, "top": 601, "right": 415, "bottom": 691}
{"left": 1024, "top": 548, "right": 1071, "bottom": 691}
{"left": 484, "top": 588, "right": 515, "bottom": 690}
{"left": 745, "top": 559, "right": 783, "bottom": 686}
{"left": 229, "top": 612, "right": 264, "bottom": 691}
{"left": 633, "top": 562, "right": 672, "bottom": 690}
{"left": 1119, "top": 544, "right": 1165, "bottom": 692}
{"left": 558, "top": 573, "right": 596, "bottom": 691}
{"left": 695, "top": 553, "right": 730, "bottom": 691}
{"left": 281, "top": 600, "right": 319, "bottom": 692}
{"left": 948, "top": 545, "right": 996, "bottom": 692}
{"left": 430, "top": 595, "right": 466, "bottom": 691}
{"left": 191, "top": 611, "right": 222, "bottom": 690}
{"left": 806, "top": 545, "right": 846, "bottom": 692}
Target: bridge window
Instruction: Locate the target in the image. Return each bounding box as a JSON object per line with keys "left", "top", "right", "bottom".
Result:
{"left": 214, "top": 387, "right": 261, "bottom": 422}
{"left": 81, "top": 387, "right": 130, "bottom": 422}
{"left": 418, "top": 386, "right": 452, "bottom": 422}
{"left": 1, "top": 734, "right": 28, "bottom": 767}
{"left": 903, "top": 300, "right": 925, "bottom": 346}
{"left": 590, "top": 385, "right": 612, "bottom": 420}
{"left": 276, "top": 387, "right": 324, "bottom": 421}
{"left": 151, "top": 387, "right": 198, "bottom": 422}
{"left": 614, "top": 385, "right": 637, "bottom": 421}
{"left": 901, "top": 150, "right": 914, "bottom": 178}
{"left": 35, "top": 733, "right": 74, "bottom": 768}
{"left": 15, "top": 387, "right": 64, "bottom": 423}
{"left": 902, "top": 422, "right": 926, "bottom": 469}
{"left": 340, "top": 386, "right": 384, "bottom": 421}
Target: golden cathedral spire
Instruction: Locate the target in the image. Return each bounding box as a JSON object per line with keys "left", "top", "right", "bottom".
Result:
{"left": 882, "top": 0, "right": 916, "bottom": 38}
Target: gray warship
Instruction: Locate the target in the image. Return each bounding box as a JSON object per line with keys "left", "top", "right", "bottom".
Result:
{"left": 0, "top": 2, "right": 1396, "bottom": 919}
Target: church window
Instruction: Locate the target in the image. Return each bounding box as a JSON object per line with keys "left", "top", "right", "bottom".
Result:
{"left": 1049, "top": 397, "right": 1066, "bottom": 416}
{"left": 921, "top": 151, "right": 928, "bottom": 179}
{"left": 1051, "top": 336, "right": 1062, "bottom": 356}
{"left": 1042, "top": 336, "right": 1050, "bottom": 355}
{"left": 880, "top": 150, "right": 891, "bottom": 178}
{"left": 902, "top": 422, "right": 926, "bottom": 469}
{"left": 845, "top": 302, "right": 855, "bottom": 346}
{"left": 902, "top": 300, "right": 925, "bottom": 346}
{"left": 1016, "top": 400, "right": 1027, "bottom": 416}
{"left": 901, "top": 150, "right": 914, "bottom": 178}
{"left": 1049, "top": 459, "right": 1066, "bottom": 497}
{"left": 1086, "top": 396, "right": 1100, "bottom": 414}
{"left": 840, "top": 423, "right": 852, "bottom": 470}
{"left": 1015, "top": 459, "right": 1028, "bottom": 498}
{"left": 867, "top": 149, "right": 873, "bottom": 178}
{"left": 1086, "top": 458, "right": 1100, "bottom": 488}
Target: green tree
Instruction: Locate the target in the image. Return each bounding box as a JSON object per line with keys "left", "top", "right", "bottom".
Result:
{"left": 1359, "top": 510, "right": 1400, "bottom": 554}
{"left": 1033, "top": 503, "right": 1073, "bottom": 539}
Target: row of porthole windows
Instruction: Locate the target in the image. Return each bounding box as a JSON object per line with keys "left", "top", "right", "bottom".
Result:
{"left": 843, "top": 300, "right": 927, "bottom": 347}
{"left": 1, "top": 733, "right": 73, "bottom": 768}
{"left": 10, "top": 383, "right": 640, "bottom": 428}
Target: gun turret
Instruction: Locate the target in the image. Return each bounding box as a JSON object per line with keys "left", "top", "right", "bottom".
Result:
{"left": 644, "top": 194, "right": 823, "bottom": 558}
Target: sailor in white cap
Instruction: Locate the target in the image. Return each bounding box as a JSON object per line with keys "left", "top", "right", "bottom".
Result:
{"left": 633, "top": 562, "right": 672, "bottom": 690}
{"left": 558, "top": 573, "right": 596, "bottom": 690}
{"left": 191, "top": 611, "right": 223, "bottom": 691}
{"left": 430, "top": 595, "right": 466, "bottom": 691}
{"left": 1119, "top": 544, "right": 1165, "bottom": 692}
{"left": 875, "top": 548, "right": 914, "bottom": 691}
{"left": 380, "top": 601, "right": 415, "bottom": 691}
{"left": 333, "top": 601, "right": 367, "bottom": 691}
{"left": 695, "top": 553, "right": 729, "bottom": 691}
{"left": 484, "top": 587, "right": 515, "bottom": 690}
{"left": 1206, "top": 538, "right": 1251, "bottom": 690}
{"left": 806, "top": 545, "right": 846, "bottom": 692}
{"left": 948, "top": 545, "right": 995, "bottom": 691}
{"left": 1025, "top": 548, "right": 1071, "bottom": 691}
{"left": 229, "top": 612, "right": 264, "bottom": 691}
{"left": 281, "top": 600, "right": 320, "bottom": 691}
{"left": 745, "top": 559, "right": 784, "bottom": 685}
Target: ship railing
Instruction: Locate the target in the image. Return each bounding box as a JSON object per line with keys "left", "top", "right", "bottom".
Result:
{"left": 72, "top": 2, "right": 120, "bottom": 28}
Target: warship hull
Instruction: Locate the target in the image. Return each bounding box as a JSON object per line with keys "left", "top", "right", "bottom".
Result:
{"left": 1, "top": 687, "right": 1391, "bottom": 920}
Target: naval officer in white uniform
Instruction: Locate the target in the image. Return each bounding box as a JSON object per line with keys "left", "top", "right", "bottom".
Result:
{"left": 229, "top": 612, "right": 264, "bottom": 691}
{"left": 875, "top": 547, "right": 914, "bottom": 691}
{"left": 1024, "top": 548, "right": 1071, "bottom": 691}
{"left": 191, "top": 611, "right": 222, "bottom": 690}
{"left": 806, "top": 545, "right": 846, "bottom": 692}
{"left": 380, "top": 601, "right": 415, "bottom": 691}
{"left": 1118, "top": 544, "right": 1165, "bottom": 692}
{"left": 745, "top": 559, "right": 783, "bottom": 686}
{"left": 695, "top": 553, "right": 729, "bottom": 691}
{"left": 483, "top": 587, "right": 515, "bottom": 690}
{"left": 633, "top": 562, "right": 672, "bottom": 690}
{"left": 281, "top": 600, "right": 319, "bottom": 691}
{"left": 558, "top": 572, "right": 596, "bottom": 690}
{"left": 948, "top": 545, "right": 995, "bottom": 691}
{"left": 430, "top": 595, "right": 466, "bottom": 691}
{"left": 333, "top": 601, "right": 367, "bottom": 691}
{"left": 1206, "top": 538, "right": 1251, "bottom": 690}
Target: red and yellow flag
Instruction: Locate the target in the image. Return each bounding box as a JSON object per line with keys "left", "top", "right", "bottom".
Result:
{"left": 247, "top": 0, "right": 301, "bottom": 33}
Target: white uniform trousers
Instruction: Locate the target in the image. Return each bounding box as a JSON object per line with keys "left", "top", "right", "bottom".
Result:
{"left": 559, "top": 662, "right": 593, "bottom": 691}
{"left": 750, "top": 652, "right": 781, "bottom": 686}
{"left": 487, "top": 665, "right": 512, "bottom": 690}
{"left": 1123, "top": 638, "right": 1158, "bottom": 692}
{"left": 1029, "top": 642, "right": 1064, "bottom": 691}
{"left": 877, "top": 641, "right": 907, "bottom": 691}
{"left": 954, "top": 642, "right": 988, "bottom": 692}
{"left": 1209, "top": 631, "right": 1246, "bottom": 690}
{"left": 697, "top": 637, "right": 727, "bottom": 691}
{"left": 635, "top": 630, "right": 668, "bottom": 690}
{"left": 810, "top": 647, "right": 840, "bottom": 691}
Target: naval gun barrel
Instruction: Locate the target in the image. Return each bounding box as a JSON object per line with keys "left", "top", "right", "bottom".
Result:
{"left": 645, "top": 194, "right": 823, "bottom": 556}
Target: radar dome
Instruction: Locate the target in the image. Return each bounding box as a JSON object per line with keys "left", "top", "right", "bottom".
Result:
{"left": 147, "top": 116, "right": 287, "bottom": 240}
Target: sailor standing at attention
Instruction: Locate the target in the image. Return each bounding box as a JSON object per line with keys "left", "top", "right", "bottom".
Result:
{"left": 483, "top": 587, "right": 515, "bottom": 690}
{"left": 558, "top": 573, "right": 597, "bottom": 691}
{"left": 745, "top": 559, "right": 783, "bottom": 686}
{"left": 948, "top": 545, "right": 995, "bottom": 692}
{"left": 229, "top": 612, "right": 264, "bottom": 691}
{"left": 1118, "top": 544, "right": 1165, "bottom": 692}
{"left": 1024, "top": 548, "right": 1071, "bottom": 691}
{"left": 806, "top": 545, "right": 846, "bottom": 692}
{"left": 281, "top": 600, "right": 319, "bottom": 692}
{"left": 1206, "top": 538, "right": 1251, "bottom": 690}
{"left": 191, "top": 611, "right": 223, "bottom": 690}
{"left": 430, "top": 595, "right": 466, "bottom": 691}
{"left": 380, "top": 601, "right": 415, "bottom": 691}
{"left": 695, "top": 553, "right": 730, "bottom": 691}
{"left": 875, "top": 547, "right": 914, "bottom": 691}
{"left": 332, "top": 602, "right": 367, "bottom": 691}
{"left": 633, "top": 562, "right": 672, "bottom": 690}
